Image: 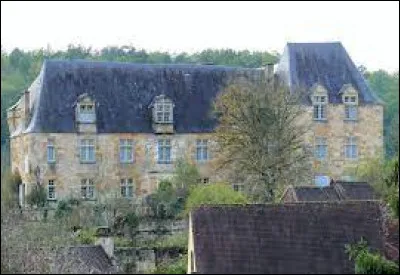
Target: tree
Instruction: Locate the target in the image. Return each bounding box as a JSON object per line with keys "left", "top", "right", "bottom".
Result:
{"left": 172, "top": 158, "right": 201, "bottom": 197}
{"left": 184, "top": 183, "right": 248, "bottom": 215}
{"left": 213, "top": 76, "right": 312, "bottom": 202}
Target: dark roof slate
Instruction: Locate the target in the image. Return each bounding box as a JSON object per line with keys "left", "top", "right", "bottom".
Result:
{"left": 277, "top": 42, "right": 381, "bottom": 105}
{"left": 25, "top": 60, "right": 259, "bottom": 134}
{"left": 192, "top": 201, "right": 385, "bottom": 274}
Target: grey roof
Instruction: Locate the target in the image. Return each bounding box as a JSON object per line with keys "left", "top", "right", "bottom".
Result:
{"left": 54, "top": 245, "right": 116, "bottom": 274}
{"left": 281, "top": 182, "right": 378, "bottom": 203}
{"left": 24, "top": 60, "right": 260, "bottom": 134}
{"left": 192, "top": 201, "right": 386, "bottom": 274}
{"left": 276, "top": 42, "right": 381, "bottom": 105}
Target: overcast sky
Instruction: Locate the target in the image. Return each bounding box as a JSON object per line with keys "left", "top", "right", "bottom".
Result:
{"left": 1, "top": 1, "right": 399, "bottom": 72}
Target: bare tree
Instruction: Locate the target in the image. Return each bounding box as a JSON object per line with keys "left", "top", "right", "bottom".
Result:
{"left": 213, "top": 75, "right": 312, "bottom": 202}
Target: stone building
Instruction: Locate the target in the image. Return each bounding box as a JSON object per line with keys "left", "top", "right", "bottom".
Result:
{"left": 7, "top": 42, "right": 383, "bottom": 205}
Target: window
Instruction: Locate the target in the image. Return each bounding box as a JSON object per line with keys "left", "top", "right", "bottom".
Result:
{"left": 120, "top": 178, "right": 134, "bottom": 198}
{"left": 313, "top": 95, "right": 327, "bottom": 120}
{"left": 154, "top": 97, "right": 173, "bottom": 123}
{"left": 47, "top": 180, "right": 56, "bottom": 200}
{"left": 196, "top": 139, "right": 209, "bottom": 161}
{"left": 314, "top": 137, "right": 327, "bottom": 160}
{"left": 120, "top": 139, "right": 134, "bottom": 163}
{"left": 197, "top": 178, "right": 210, "bottom": 184}
{"left": 157, "top": 139, "right": 171, "bottom": 164}
{"left": 344, "top": 96, "right": 358, "bottom": 120}
{"left": 47, "top": 140, "right": 55, "bottom": 163}
{"left": 345, "top": 136, "right": 358, "bottom": 159}
{"left": 77, "top": 102, "right": 96, "bottom": 123}
{"left": 314, "top": 175, "right": 330, "bottom": 187}
{"left": 79, "top": 139, "right": 95, "bottom": 163}
{"left": 233, "top": 184, "right": 244, "bottom": 192}
{"left": 81, "top": 178, "right": 95, "bottom": 199}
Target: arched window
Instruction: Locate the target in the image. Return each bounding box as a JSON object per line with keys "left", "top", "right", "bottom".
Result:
{"left": 76, "top": 94, "right": 96, "bottom": 123}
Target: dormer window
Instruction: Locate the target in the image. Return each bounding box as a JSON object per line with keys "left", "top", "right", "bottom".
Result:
{"left": 341, "top": 85, "right": 359, "bottom": 121}
{"left": 76, "top": 94, "right": 96, "bottom": 123}
{"left": 310, "top": 84, "right": 328, "bottom": 121}
{"left": 153, "top": 95, "right": 173, "bottom": 124}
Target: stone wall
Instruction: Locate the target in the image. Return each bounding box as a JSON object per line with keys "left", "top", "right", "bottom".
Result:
{"left": 9, "top": 103, "right": 383, "bottom": 200}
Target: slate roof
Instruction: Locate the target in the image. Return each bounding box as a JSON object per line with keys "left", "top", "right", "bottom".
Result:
{"left": 23, "top": 60, "right": 260, "bottom": 134}
{"left": 53, "top": 245, "right": 117, "bottom": 274}
{"left": 276, "top": 42, "right": 381, "bottom": 105}
{"left": 281, "top": 182, "right": 378, "bottom": 202}
{"left": 191, "top": 201, "right": 386, "bottom": 274}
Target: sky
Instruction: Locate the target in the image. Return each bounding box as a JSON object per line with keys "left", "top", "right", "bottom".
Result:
{"left": 1, "top": 1, "right": 399, "bottom": 72}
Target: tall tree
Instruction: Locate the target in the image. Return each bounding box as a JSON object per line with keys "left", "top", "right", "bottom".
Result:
{"left": 213, "top": 76, "right": 312, "bottom": 202}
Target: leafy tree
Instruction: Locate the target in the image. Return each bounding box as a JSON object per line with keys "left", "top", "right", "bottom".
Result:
{"left": 213, "top": 76, "right": 312, "bottom": 202}
{"left": 26, "top": 184, "right": 47, "bottom": 208}
{"left": 345, "top": 238, "right": 399, "bottom": 274}
{"left": 184, "top": 182, "right": 248, "bottom": 215}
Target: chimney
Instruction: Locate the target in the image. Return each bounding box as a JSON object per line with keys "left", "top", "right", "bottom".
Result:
{"left": 24, "top": 90, "right": 30, "bottom": 127}
{"left": 95, "top": 226, "right": 114, "bottom": 261}
{"left": 265, "top": 63, "right": 274, "bottom": 81}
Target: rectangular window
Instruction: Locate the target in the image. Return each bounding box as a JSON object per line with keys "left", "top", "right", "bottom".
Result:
{"left": 120, "top": 139, "right": 134, "bottom": 163}
{"left": 155, "top": 99, "right": 173, "bottom": 123}
{"left": 313, "top": 96, "right": 327, "bottom": 120}
{"left": 78, "top": 103, "right": 95, "bottom": 123}
{"left": 314, "top": 137, "right": 327, "bottom": 160}
{"left": 196, "top": 139, "right": 208, "bottom": 161}
{"left": 158, "top": 139, "right": 171, "bottom": 164}
{"left": 233, "top": 184, "right": 244, "bottom": 192}
{"left": 81, "top": 178, "right": 95, "bottom": 199}
{"left": 345, "top": 105, "right": 358, "bottom": 120}
{"left": 120, "top": 178, "right": 134, "bottom": 198}
{"left": 79, "top": 139, "right": 95, "bottom": 163}
{"left": 345, "top": 136, "right": 358, "bottom": 159}
{"left": 197, "top": 178, "right": 210, "bottom": 184}
{"left": 47, "top": 140, "right": 56, "bottom": 163}
{"left": 47, "top": 179, "right": 56, "bottom": 200}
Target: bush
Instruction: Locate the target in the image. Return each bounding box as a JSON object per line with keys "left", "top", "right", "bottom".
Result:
{"left": 26, "top": 184, "right": 47, "bottom": 208}
{"left": 152, "top": 253, "right": 187, "bottom": 274}
{"left": 76, "top": 228, "right": 97, "bottom": 245}
{"left": 184, "top": 182, "right": 249, "bottom": 215}
{"left": 55, "top": 200, "right": 73, "bottom": 219}
{"left": 1, "top": 170, "right": 21, "bottom": 209}
{"left": 346, "top": 238, "right": 399, "bottom": 274}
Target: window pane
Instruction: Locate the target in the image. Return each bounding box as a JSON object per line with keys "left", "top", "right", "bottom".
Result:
{"left": 88, "top": 186, "right": 94, "bottom": 198}
{"left": 121, "top": 186, "right": 126, "bottom": 197}
{"left": 313, "top": 105, "right": 319, "bottom": 119}
{"left": 321, "top": 105, "right": 326, "bottom": 119}
{"left": 157, "top": 112, "right": 163, "bottom": 122}
{"left": 89, "top": 147, "right": 95, "bottom": 161}
{"left": 196, "top": 148, "right": 202, "bottom": 160}
{"left": 165, "top": 147, "right": 171, "bottom": 162}
{"left": 80, "top": 146, "right": 86, "bottom": 161}
{"left": 81, "top": 186, "right": 87, "bottom": 198}
{"left": 203, "top": 148, "right": 208, "bottom": 160}
{"left": 128, "top": 186, "right": 133, "bottom": 197}
{"left": 350, "top": 97, "right": 356, "bottom": 103}
{"left": 164, "top": 112, "right": 170, "bottom": 122}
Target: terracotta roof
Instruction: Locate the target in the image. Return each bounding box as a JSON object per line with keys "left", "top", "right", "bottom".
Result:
{"left": 192, "top": 201, "right": 386, "bottom": 274}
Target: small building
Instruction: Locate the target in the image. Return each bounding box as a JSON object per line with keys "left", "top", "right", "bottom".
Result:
{"left": 280, "top": 181, "right": 378, "bottom": 203}
{"left": 187, "top": 201, "right": 394, "bottom": 274}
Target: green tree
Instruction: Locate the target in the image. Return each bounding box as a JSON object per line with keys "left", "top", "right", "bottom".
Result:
{"left": 184, "top": 182, "right": 248, "bottom": 215}
{"left": 213, "top": 76, "right": 312, "bottom": 202}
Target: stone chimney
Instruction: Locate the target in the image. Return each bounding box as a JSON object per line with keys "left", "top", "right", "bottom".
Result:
{"left": 265, "top": 63, "right": 275, "bottom": 82}
{"left": 24, "top": 90, "right": 30, "bottom": 127}
{"left": 95, "top": 226, "right": 114, "bottom": 261}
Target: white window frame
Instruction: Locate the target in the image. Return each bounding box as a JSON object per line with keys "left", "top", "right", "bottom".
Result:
{"left": 314, "top": 137, "right": 328, "bottom": 160}
{"left": 47, "top": 179, "right": 56, "bottom": 200}
{"left": 313, "top": 95, "right": 327, "bottom": 121}
{"left": 47, "top": 140, "right": 56, "bottom": 163}
{"left": 233, "top": 183, "right": 245, "bottom": 192}
{"left": 120, "top": 139, "right": 134, "bottom": 163}
{"left": 154, "top": 97, "right": 173, "bottom": 123}
{"left": 77, "top": 102, "right": 96, "bottom": 123}
{"left": 120, "top": 178, "right": 134, "bottom": 198}
{"left": 157, "top": 139, "right": 172, "bottom": 164}
{"left": 196, "top": 139, "right": 209, "bottom": 162}
{"left": 79, "top": 139, "right": 96, "bottom": 163}
{"left": 345, "top": 136, "right": 358, "bottom": 159}
{"left": 314, "top": 175, "right": 330, "bottom": 187}
{"left": 344, "top": 95, "right": 358, "bottom": 121}
{"left": 81, "top": 178, "right": 95, "bottom": 199}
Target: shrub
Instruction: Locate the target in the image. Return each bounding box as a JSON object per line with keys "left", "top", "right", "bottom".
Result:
{"left": 26, "top": 184, "right": 47, "bottom": 208}
{"left": 76, "top": 228, "right": 97, "bottom": 245}
{"left": 152, "top": 253, "right": 187, "bottom": 274}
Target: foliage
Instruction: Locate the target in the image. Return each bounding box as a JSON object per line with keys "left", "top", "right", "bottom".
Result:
{"left": 352, "top": 157, "right": 399, "bottom": 218}
{"left": 172, "top": 158, "right": 201, "bottom": 195}
{"left": 152, "top": 253, "right": 187, "bottom": 274}
{"left": 54, "top": 199, "right": 74, "bottom": 218}
{"left": 185, "top": 182, "right": 248, "bottom": 215}
{"left": 26, "top": 184, "right": 47, "bottom": 208}
{"left": 76, "top": 227, "right": 97, "bottom": 245}
{"left": 114, "top": 236, "right": 133, "bottom": 247}
{"left": 1, "top": 170, "right": 21, "bottom": 209}
{"left": 143, "top": 232, "right": 188, "bottom": 249}
{"left": 213, "top": 77, "right": 312, "bottom": 201}
{"left": 345, "top": 238, "right": 399, "bottom": 274}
